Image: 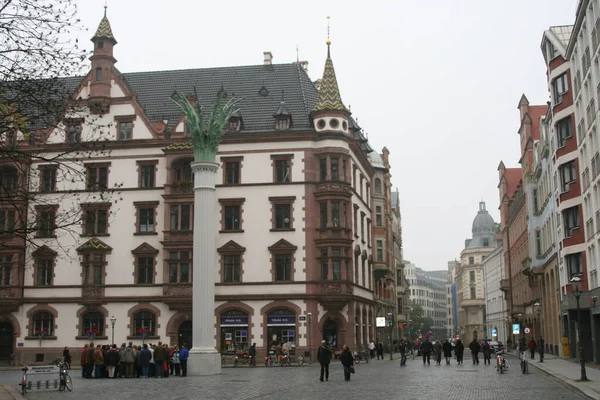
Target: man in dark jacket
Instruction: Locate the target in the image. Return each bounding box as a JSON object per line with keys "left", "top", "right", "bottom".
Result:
{"left": 106, "top": 344, "right": 119, "bottom": 378}
{"left": 339, "top": 345, "right": 354, "bottom": 381}
{"left": 537, "top": 337, "right": 545, "bottom": 362}
{"left": 317, "top": 341, "right": 331, "bottom": 382}
{"left": 469, "top": 339, "right": 480, "bottom": 365}
{"left": 399, "top": 340, "right": 407, "bottom": 366}
{"left": 455, "top": 339, "right": 464, "bottom": 364}
{"left": 376, "top": 341, "right": 384, "bottom": 360}
{"left": 442, "top": 339, "right": 453, "bottom": 365}
{"left": 482, "top": 340, "right": 491, "bottom": 365}
{"left": 85, "top": 342, "right": 95, "bottom": 378}
{"left": 138, "top": 344, "right": 152, "bottom": 377}
{"left": 153, "top": 342, "right": 164, "bottom": 378}
{"left": 420, "top": 338, "right": 433, "bottom": 365}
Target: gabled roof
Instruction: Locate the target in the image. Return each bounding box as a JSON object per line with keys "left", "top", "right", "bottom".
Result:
{"left": 505, "top": 168, "right": 523, "bottom": 200}
{"left": 120, "top": 62, "right": 318, "bottom": 132}
{"left": 77, "top": 237, "right": 113, "bottom": 252}
{"left": 530, "top": 105, "right": 549, "bottom": 141}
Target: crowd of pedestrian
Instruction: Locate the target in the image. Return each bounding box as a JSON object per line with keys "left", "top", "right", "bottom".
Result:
{"left": 77, "top": 342, "right": 189, "bottom": 379}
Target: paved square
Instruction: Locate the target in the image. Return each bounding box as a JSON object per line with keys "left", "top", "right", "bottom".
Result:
{"left": 0, "top": 356, "right": 587, "bottom": 399}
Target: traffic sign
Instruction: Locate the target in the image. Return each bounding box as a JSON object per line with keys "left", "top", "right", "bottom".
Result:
{"left": 524, "top": 327, "right": 531, "bottom": 334}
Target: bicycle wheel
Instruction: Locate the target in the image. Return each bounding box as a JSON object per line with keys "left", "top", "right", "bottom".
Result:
{"left": 64, "top": 375, "right": 73, "bottom": 391}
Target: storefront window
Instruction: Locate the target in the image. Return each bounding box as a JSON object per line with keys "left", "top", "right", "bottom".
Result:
{"left": 266, "top": 308, "right": 296, "bottom": 352}
{"left": 220, "top": 309, "right": 249, "bottom": 354}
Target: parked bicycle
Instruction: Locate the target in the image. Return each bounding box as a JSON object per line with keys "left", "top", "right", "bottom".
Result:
{"left": 495, "top": 349, "right": 508, "bottom": 373}
{"left": 55, "top": 358, "right": 73, "bottom": 392}
{"left": 233, "top": 352, "right": 255, "bottom": 367}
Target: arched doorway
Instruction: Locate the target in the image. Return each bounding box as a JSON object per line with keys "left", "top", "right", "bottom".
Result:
{"left": 322, "top": 319, "right": 338, "bottom": 348}
{"left": 0, "top": 322, "right": 13, "bottom": 361}
{"left": 178, "top": 320, "right": 192, "bottom": 348}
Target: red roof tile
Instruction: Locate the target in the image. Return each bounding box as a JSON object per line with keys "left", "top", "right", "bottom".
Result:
{"left": 506, "top": 168, "right": 522, "bottom": 199}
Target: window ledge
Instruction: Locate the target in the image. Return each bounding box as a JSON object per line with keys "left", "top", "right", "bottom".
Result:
{"left": 34, "top": 234, "right": 57, "bottom": 239}
{"left": 81, "top": 234, "right": 110, "bottom": 237}
{"left": 219, "top": 230, "right": 244, "bottom": 234}
{"left": 221, "top": 281, "right": 243, "bottom": 284}
{"left": 75, "top": 335, "right": 108, "bottom": 341}
{"left": 126, "top": 335, "right": 159, "bottom": 340}
{"left": 134, "top": 232, "right": 158, "bottom": 236}
{"left": 24, "top": 336, "right": 57, "bottom": 341}
{"left": 270, "top": 228, "right": 295, "bottom": 232}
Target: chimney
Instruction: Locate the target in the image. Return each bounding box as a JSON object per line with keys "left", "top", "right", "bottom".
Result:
{"left": 263, "top": 51, "right": 273, "bottom": 65}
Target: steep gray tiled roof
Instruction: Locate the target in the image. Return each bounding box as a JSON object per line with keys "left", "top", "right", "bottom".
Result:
{"left": 120, "top": 62, "right": 319, "bottom": 132}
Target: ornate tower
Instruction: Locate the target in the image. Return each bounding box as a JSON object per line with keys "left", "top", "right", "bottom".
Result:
{"left": 311, "top": 37, "right": 351, "bottom": 135}
{"left": 88, "top": 5, "right": 117, "bottom": 114}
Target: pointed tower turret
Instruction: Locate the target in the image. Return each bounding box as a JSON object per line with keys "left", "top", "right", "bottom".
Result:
{"left": 311, "top": 31, "right": 350, "bottom": 135}
{"left": 88, "top": 5, "right": 117, "bottom": 114}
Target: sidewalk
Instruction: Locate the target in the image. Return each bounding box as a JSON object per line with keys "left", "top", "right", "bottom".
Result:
{"left": 0, "top": 385, "right": 25, "bottom": 400}
{"left": 508, "top": 351, "right": 600, "bottom": 399}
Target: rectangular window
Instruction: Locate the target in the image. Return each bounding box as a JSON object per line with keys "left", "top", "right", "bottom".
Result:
{"left": 66, "top": 121, "right": 82, "bottom": 143}
{"left": 376, "top": 206, "right": 383, "bottom": 226}
{"left": 468, "top": 256, "right": 474, "bottom": 265}
{"left": 552, "top": 73, "right": 568, "bottom": 104}
{"left": 224, "top": 161, "right": 240, "bottom": 185}
{"left": 223, "top": 255, "right": 241, "bottom": 283}
{"left": 118, "top": 121, "right": 133, "bottom": 140}
{"left": 557, "top": 117, "right": 572, "bottom": 147}
{"left": 36, "top": 259, "right": 53, "bottom": 286}
{"left": 224, "top": 205, "right": 240, "bottom": 231}
{"left": 469, "top": 271, "right": 475, "bottom": 282}
{"left": 320, "top": 202, "right": 327, "bottom": 229}
{"left": 533, "top": 189, "right": 539, "bottom": 213}
{"left": 140, "top": 165, "right": 155, "bottom": 188}
{"left": 138, "top": 208, "right": 154, "bottom": 233}
{"left": 563, "top": 206, "right": 580, "bottom": 237}
{"left": 170, "top": 204, "right": 192, "bottom": 231}
{"left": 321, "top": 249, "right": 328, "bottom": 280}
{"left": 559, "top": 161, "right": 576, "bottom": 192}
{"left": 37, "top": 209, "right": 55, "bottom": 237}
{"left": 319, "top": 158, "right": 327, "bottom": 181}
{"left": 275, "top": 254, "right": 292, "bottom": 281}
{"left": 169, "top": 251, "right": 190, "bottom": 283}
{"left": 40, "top": 168, "right": 57, "bottom": 192}
{"left": 331, "top": 202, "right": 340, "bottom": 227}
{"left": 376, "top": 240, "right": 383, "bottom": 262}
{"left": 536, "top": 230, "right": 542, "bottom": 256}
{"left": 331, "top": 158, "right": 339, "bottom": 181}
{"left": 137, "top": 257, "right": 153, "bottom": 284}
{"left": 275, "top": 159, "right": 291, "bottom": 183}
{"left": 332, "top": 260, "right": 341, "bottom": 280}
{"left": 470, "top": 287, "right": 476, "bottom": 299}
{"left": 83, "top": 254, "right": 104, "bottom": 285}
{"left": 84, "top": 208, "right": 109, "bottom": 235}
{"left": 0, "top": 255, "right": 12, "bottom": 286}
{"left": 86, "top": 165, "right": 108, "bottom": 190}
{"left": 566, "top": 253, "right": 583, "bottom": 278}
{"left": 0, "top": 210, "right": 15, "bottom": 234}
{"left": 275, "top": 203, "right": 291, "bottom": 229}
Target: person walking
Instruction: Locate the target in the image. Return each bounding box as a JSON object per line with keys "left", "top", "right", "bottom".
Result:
{"left": 455, "top": 339, "right": 464, "bottom": 365}
{"left": 528, "top": 338, "right": 537, "bottom": 360}
{"left": 339, "top": 345, "right": 354, "bottom": 381}
{"left": 399, "top": 340, "right": 407, "bottom": 366}
{"left": 442, "top": 339, "right": 453, "bottom": 365}
{"left": 368, "top": 340, "right": 376, "bottom": 359}
{"left": 537, "top": 337, "right": 545, "bottom": 363}
{"left": 80, "top": 344, "right": 88, "bottom": 378}
{"left": 482, "top": 340, "right": 491, "bottom": 365}
{"left": 469, "top": 339, "right": 480, "bottom": 365}
{"left": 317, "top": 340, "right": 332, "bottom": 382}
{"left": 179, "top": 344, "right": 189, "bottom": 377}
{"left": 420, "top": 338, "right": 433, "bottom": 365}
{"left": 376, "top": 341, "right": 384, "bottom": 360}
{"left": 433, "top": 340, "right": 442, "bottom": 365}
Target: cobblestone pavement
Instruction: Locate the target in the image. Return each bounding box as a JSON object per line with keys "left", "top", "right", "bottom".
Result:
{"left": 0, "top": 356, "right": 588, "bottom": 400}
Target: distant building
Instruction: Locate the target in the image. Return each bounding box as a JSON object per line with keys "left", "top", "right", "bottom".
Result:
{"left": 456, "top": 201, "right": 498, "bottom": 343}
{"left": 483, "top": 241, "right": 508, "bottom": 344}
{"left": 405, "top": 261, "right": 447, "bottom": 339}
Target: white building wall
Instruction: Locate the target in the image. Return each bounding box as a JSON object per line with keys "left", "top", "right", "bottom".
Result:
{"left": 483, "top": 246, "right": 508, "bottom": 344}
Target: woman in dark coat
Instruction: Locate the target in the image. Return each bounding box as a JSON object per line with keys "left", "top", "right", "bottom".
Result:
{"left": 454, "top": 339, "right": 464, "bottom": 365}
{"left": 442, "top": 340, "right": 453, "bottom": 365}
{"left": 339, "top": 345, "right": 354, "bottom": 381}
{"left": 433, "top": 340, "right": 442, "bottom": 365}
{"left": 138, "top": 344, "right": 152, "bottom": 378}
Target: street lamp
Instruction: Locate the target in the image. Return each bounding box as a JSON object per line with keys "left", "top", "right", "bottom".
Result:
{"left": 534, "top": 302, "right": 541, "bottom": 340}
{"left": 387, "top": 312, "right": 393, "bottom": 360}
{"left": 570, "top": 276, "right": 588, "bottom": 381}
{"left": 110, "top": 316, "right": 116, "bottom": 345}
{"left": 306, "top": 312, "right": 312, "bottom": 363}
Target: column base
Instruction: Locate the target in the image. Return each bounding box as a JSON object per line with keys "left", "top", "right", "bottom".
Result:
{"left": 187, "top": 349, "right": 222, "bottom": 376}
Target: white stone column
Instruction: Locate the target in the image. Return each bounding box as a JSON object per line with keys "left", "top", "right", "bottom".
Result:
{"left": 187, "top": 160, "right": 222, "bottom": 376}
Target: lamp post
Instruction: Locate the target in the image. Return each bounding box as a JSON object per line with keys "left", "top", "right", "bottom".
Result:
{"left": 534, "top": 302, "right": 541, "bottom": 340}
{"left": 570, "top": 276, "right": 588, "bottom": 381}
{"left": 387, "top": 312, "right": 393, "bottom": 360}
{"left": 110, "top": 316, "right": 116, "bottom": 345}
{"left": 306, "top": 312, "right": 312, "bottom": 363}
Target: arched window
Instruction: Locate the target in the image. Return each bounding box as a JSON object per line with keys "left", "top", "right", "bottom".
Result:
{"left": 82, "top": 311, "right": 104, "bottom": 336}
{"left": 374, "top": 178, "right": 382, "bottom": 194}
{"left": 32, "top": 312, "right": 53, "bottom": 336}
{"left": 133, "top": 310, "right": 155, "bottom": 336}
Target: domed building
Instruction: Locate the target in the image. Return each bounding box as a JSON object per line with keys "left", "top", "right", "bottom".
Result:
{"left": 456, "top": 201, "right": 499, "bottom": 343}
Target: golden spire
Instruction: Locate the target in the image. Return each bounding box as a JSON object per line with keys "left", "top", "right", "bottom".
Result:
{"left": 326, "top": 16, "right": 331, "bottom": 57}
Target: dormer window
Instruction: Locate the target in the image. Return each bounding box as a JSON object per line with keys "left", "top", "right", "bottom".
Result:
{"left": 227, "top": 117, "right": 241, "bottom": 132}
{"left": 95, "top": 67, "right": 102, "bottom": 81}
{"left": 276, "top": 118, "right": 290, "bottom": 130}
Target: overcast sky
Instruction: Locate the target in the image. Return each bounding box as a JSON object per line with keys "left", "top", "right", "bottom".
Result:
{"left": 74, "top": 0, "right": 577, "bottom": 271}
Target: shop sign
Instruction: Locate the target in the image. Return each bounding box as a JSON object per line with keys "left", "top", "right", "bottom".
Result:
{"left": 221, "top": 316, "right": 248, "bottom": 326}
{"left": 267, "top": 316, "right": 295, "bottom": 325}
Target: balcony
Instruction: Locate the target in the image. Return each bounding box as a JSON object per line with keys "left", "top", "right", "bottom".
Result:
{"left": 163, "top": 283, "right": 192, "bottom": 310}
{"left": 163, "top": 230, "right": 193, "bottom": 243}
{"left": 500, "top": 279, "right": 510, "bottom": 293}
{"left": 165, "top": 181, "right": 193, "bottom": 196}
{"left": 318, "top": 281, "right": 353, "bottom": 312}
